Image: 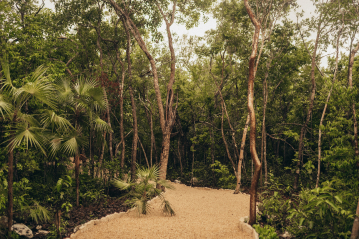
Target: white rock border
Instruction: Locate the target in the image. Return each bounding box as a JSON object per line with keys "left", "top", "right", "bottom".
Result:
{"left": 69, "top": 194, "right": 162, "bottom": 239}
{"left": 239, "top": 217, "right": 259, "bottom": 239}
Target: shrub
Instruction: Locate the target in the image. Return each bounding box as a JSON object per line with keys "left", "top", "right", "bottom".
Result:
{"left": 112, "top": 164, "right": 175, "bottom": 216}
{"left": 253, "top": 224, "right": 279, "bottom": 239}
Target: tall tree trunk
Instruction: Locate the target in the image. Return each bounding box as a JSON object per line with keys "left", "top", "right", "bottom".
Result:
{"left": 7, "top": 149, "right": 14, "bottom": 238}
{"left": 116, "top": 50, "right": 126, "bottom": 169}
{"left": 244, "top": 0, "right": 262, "bottom": 226}
{"left": 316, "top": 20, "right": 343, "bottom": 188}
{"left": 124, "top": 25, "right": 138, "bottom": 182}
{"left": 348, "top": 41, "right": 359, "bottom": 158}
{"left": 210, "top": 121, "right": 216, "bottom": 186}
{"left": 351, "top": 199, "right": 359, "bottom": 239}
{"left": 108, "top": 1, "right": 177, "bottom": 185}
{"left": 75, "top": 154, "right": 80, "bottom": 207}
{"left": 234, "top": 114, "right": 250, "bottom": 194}
{"left": 294, "top": 14, "right": 323, "bottom": 190}
{"left": 103, "top": 88, "right": 113, "bottom": 161}
{"left": 97, "top": 132, "right": 106, "bottom": 178}
{"left": 139, "top": 138, "right": 150, "bottom": 168}
{"left": 178, "top": 138, "right": 183, "bottom": 176}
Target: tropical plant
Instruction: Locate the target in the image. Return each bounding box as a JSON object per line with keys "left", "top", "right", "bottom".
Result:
{"left": 253, "top": 224, "right": 279, "bottom": 239}
{"left": 112, "top": 164, "right": 175, "bottom": 216}
{"left": 0, "top": 58, "right": 56, "bottom": 237}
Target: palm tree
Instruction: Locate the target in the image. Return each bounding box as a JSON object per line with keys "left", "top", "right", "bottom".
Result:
{"left": 0, "top": 59, "right": 56, "bottom": 238}
{"left": 53, "top": 77, "right": 110, "bottom": 207}
{"left": 112, "top": 164, "right": 175, "bottom": 216}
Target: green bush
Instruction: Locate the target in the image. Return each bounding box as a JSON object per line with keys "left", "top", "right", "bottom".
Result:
{"left": 210, "top": 160, "right": 236, "bottom": 189}
{"left": 259, "top": 191, "right": 291, "bottom": 231}
{"left": 253, "top": 224, "right": 279, "bottom": 239}
{"left": 287, "top": 180, "right": 354, "bottom": 238}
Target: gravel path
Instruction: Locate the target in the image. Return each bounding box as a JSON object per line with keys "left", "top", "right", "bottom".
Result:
{"left": 72, "top": 182, "right": 252, "bottom": 239}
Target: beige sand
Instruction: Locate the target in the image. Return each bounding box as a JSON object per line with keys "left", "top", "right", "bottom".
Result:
{"left": 74, "top": 183, "right": 252, "bottom": 239}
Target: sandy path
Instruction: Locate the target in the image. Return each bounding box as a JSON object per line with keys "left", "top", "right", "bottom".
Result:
{"left": 73, "top": 183, "right": 252, "bottom": 239}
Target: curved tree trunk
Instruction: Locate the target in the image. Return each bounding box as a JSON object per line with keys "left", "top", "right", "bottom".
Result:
{"left": 244, "top": 0, "right": 262, "bottom": 226}
{"left": 108, "top": 0, "right": 177, "bottom": 184}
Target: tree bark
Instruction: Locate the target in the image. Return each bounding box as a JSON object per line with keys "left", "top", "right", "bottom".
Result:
{"left": 294, "top": 13, "right": 323, "bottom": 190}
{"left": 234, "top": 114, "right": 250, "bottom": 194}
{"left": 103, "top": 88, "right": 113, "bottom": 161}
{"left": 244, "top": 0, "right": 262, "bottom": 226}
{"left": 75, "top": 154, "right": 80, "bottom": 207}
{"left": 7, "top": 149, "right": 14, "bottom": 238}
{"left": 316, "top": 19, "right": 343, "bottom": 188}
{"left": 351, "top": 199, "right": 359, "bottom": 239}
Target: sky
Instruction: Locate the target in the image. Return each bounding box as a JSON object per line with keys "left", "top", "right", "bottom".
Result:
{"left": 43, "top": 0, "right": 316, "bottom": 38}
{"left": 43, "top": 0, "right": 332, "bottom": 66}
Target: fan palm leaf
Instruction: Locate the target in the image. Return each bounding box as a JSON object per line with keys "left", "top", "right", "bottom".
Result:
{"left": 93, "top": 116, "right": 112, "bottom": 133}
{"left": 0, "top": 94, "right": 12, "bottom": 119}
{"left": 41, "top": 110, "right": 73, "bottom": 131}
{"left": 7, "top": 125, "right": 46, "bottom": 155}
{"left": 14, "top": 68, "right": 56, "bottom": 109}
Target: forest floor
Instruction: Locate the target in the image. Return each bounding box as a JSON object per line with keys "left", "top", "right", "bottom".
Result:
{"left": 70, "top": 182, "right": 252, "bottom": 239}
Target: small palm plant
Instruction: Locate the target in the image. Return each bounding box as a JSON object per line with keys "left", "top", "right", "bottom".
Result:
{"left": 112, "top": 164, "right": 175, "bottom": 216}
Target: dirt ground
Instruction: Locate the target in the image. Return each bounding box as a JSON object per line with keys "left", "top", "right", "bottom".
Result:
{"left": 72, "top": 182, "right": 252, "bottom": 239}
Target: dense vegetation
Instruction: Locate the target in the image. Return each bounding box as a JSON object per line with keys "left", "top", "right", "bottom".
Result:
{"left": 1, "top": 0, "right": 359, "bottom": 238}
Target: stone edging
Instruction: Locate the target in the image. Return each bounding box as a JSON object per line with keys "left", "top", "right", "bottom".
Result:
{"left": 238, "top": 217, "right": 259, "bottom": 239}
{"left": 69, "top": 195, "right": 161, "bottom": 239}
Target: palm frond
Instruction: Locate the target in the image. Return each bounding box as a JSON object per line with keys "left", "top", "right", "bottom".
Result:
{"left": 54, "top": 78, "right": 73, "bottom": 103}
{"left": 14, "top": 65, "right": 56, "bottom": 108}
{"left": 157, "top": 180, "right": 175, "bottom": 190}
{"left": 162, "top": 200, "right": 175, "bottom": 216}
{"left": 28, "top": 201, "right": 51, "bottom": 224}
{"left": 112, "top": 179, "right": 131, "bottom": 191}
{"left": 41, "top": 110, "right": 73, "bottom": 131}
{"left": 0, "top": 94, "right": 12, "bottom": 119}
{"left": 93, "top": 116, "right": 112, "bottom": 133}
{"left": 0, "top": 56, "right": 15, "bottom": 93}
{"left": 17, "top": 112, "right": 41, "bottom": 127}
{"left": 8, "top": 126, "right": 46, "bottom": 155}
{"left": 61, "top": 136, "right": 79, "bottom": 156}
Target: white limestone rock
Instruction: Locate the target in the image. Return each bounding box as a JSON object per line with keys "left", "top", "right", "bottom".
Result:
{"left": 11, "top": 223, "right": 33, "bottom": 238}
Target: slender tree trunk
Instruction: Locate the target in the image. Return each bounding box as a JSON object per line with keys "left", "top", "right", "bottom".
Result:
{"left": 178, "top": 138, "right": 183, "bottom": 176}
{"left": 261, "top": 72, "right": 268, "bottom": 185}
{"left": 234, "top": 114, "right": 250, "bottom": 194}
{"left": 348, "top": 41, "right": 359, "bottom": 159}
{"left": 55, "top": 209, "right": 62, "bottom": 237}
{"left": 75, "top": 154, "right": 80, "bottom": 207}
{"left": 124, "top": 26, "right": 138, "bottom": 182}
{"left": 244, "top": 0, "right": 262, "bottom": 226}
{"left": 351, "top": 199, "right": 359, "bottom": 239}
{"left": 108, "top": 1, "right": 177, "bottom": 184}
{"left": 97, "top": 132, "right": 106, "bottom": 178}
{"left": 210, "top": 121, "right": 216, "bottom": 186}
{"left": 103, "top": 88, "right": 113, "bottom": 161}
{"left": 294, "top": 15, "right": 323, "bottom": 190}
{"left": 220, "top": 103, "right": 237, "bottom": 173}
{"left": 316, "top": 20, "right": 343, "bottom": 188}
{"left": 191, "top": 117, "right": 196, "bottom": 186}
{"left": 7, "top": 149, "right": 14, "bottom": 238}
{"left": 139, "top": 138, "right": 149, "bottom": 168}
